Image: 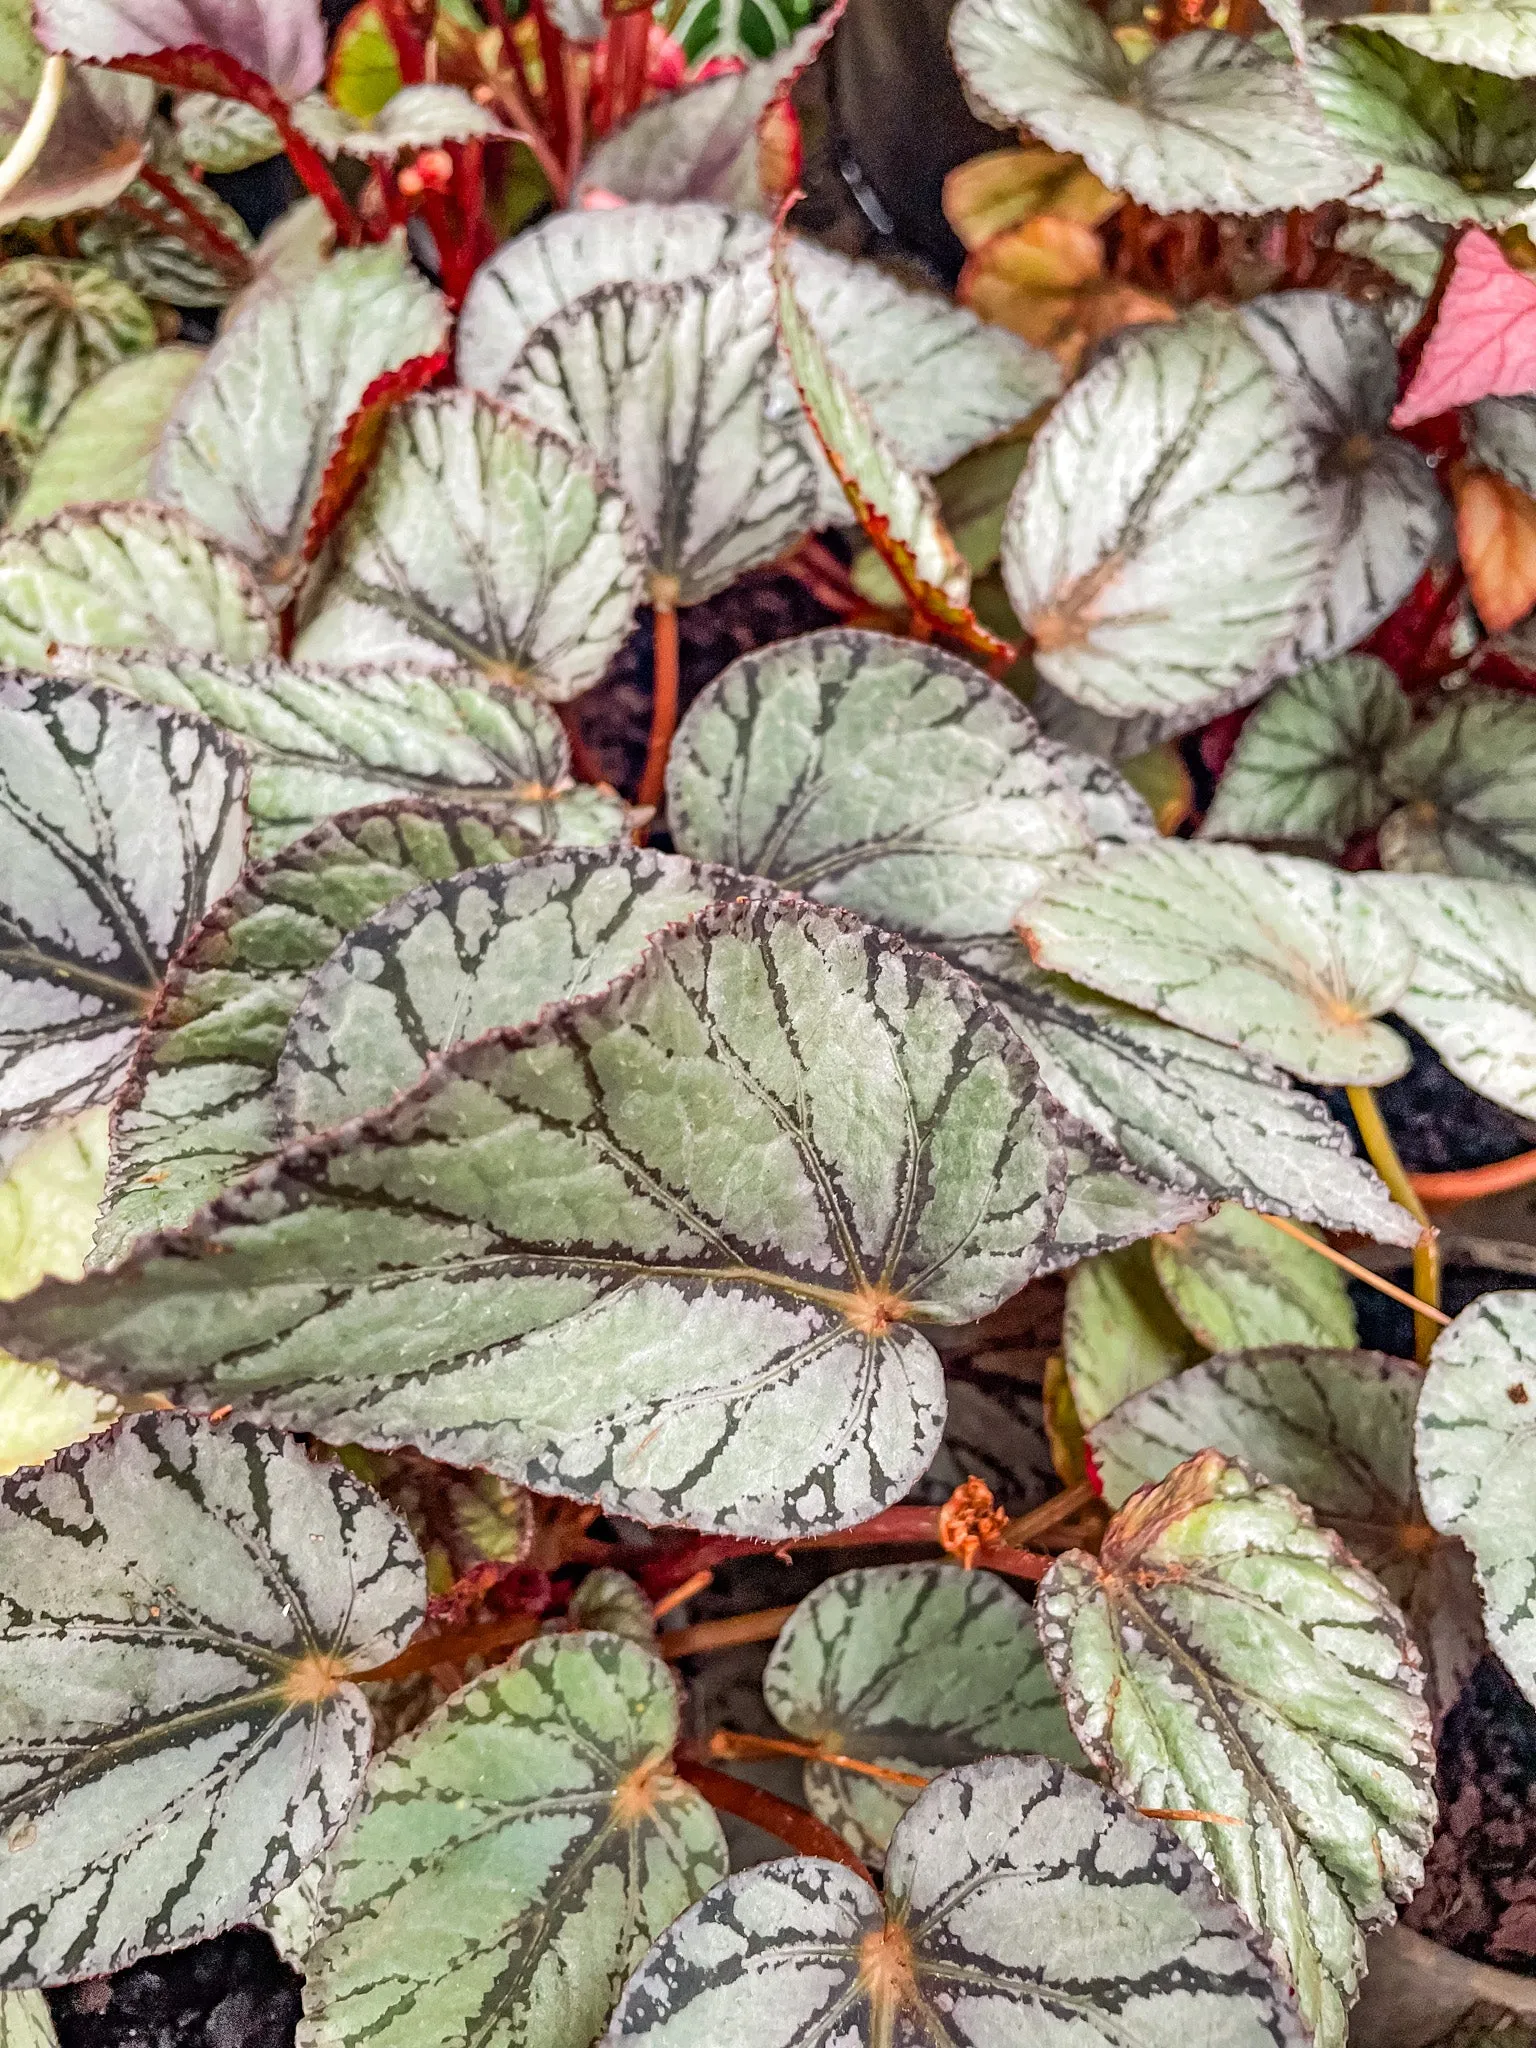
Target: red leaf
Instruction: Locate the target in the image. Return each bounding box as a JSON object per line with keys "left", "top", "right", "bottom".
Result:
{"left": 303, "top": 349, "right": 450, "bottom": 563}
{"left": 1455, "top": 463, "right": 1536, "bottom": 633}
{"left": 34, "top": 0, "right": 325, "bottom": 97}
{"left": 1393, "top": 229, "right": 1536, "bottom": 428}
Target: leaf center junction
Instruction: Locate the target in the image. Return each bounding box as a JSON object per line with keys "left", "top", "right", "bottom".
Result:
{"left": 859, "top": 1923, "right": 919, "bottom": 2022}
{"left": 611, "top": 1755, "right": 681, "bottom": 1826}
{"left": 842, "top": 1283, "right": 914, "bottom": 1338}
{"left": 281, "top": 1652, "right": 351, "bottom": 1707}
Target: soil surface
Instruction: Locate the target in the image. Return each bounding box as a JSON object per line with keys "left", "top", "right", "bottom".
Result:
{"left": 47, "top": 1932, "right": 301, "bottom": 2048}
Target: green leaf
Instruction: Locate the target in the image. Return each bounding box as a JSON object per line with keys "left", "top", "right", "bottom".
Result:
{"left": 0, "top": 3, "right": 151, "bottom": 229}
{"left": 1046, "top": 1116, "right": 1211, "bottom": 1269}
{"left": 1380, "top": 688, "right": 1536, "bottom": 881}
{"left": 565, "top": 1569, "right": 655, "bottom": 1642}
{"left": 950, "top": 0, "right": 1361, "bottom": 215}
{"left": 609, "top": 1753, "right": 1309, "bottom": 2047}
{"left": 1418, "top": 1289, "right": 1536, "bottom": 1707}
{"left": 299, "top": 1634, "right": 725, "bottom": 2048}
{"left": 172, "top": 92, "right": 283, "bottom": 173}
{"left": 0, "top": 504, "right": 276, "bottom": 668}
{"left": 153, "top": 245, "right": 449, "bottom": 603}
{"left": 0, "top": 896, "right": 1067, "bottom": 1538}
{"left": 1307, "top": 29, "right": 1536, "bottom": 226}
{"left": 0, "top": 261, "right": 156, "bottom": 456}
{"left": 1341, "top": 1, "right": 1536, "bottom": 82}
{"left": 906, "top": 1377, "right": 1057, "bottom": 1509}
{"left": 1202, "top": 654, "right": 1411, "bottom": 853}
{"left": 0, "top": 1357, "right": 120, "bottom": 1477}
{"left": 94, "top": 800, "right": 550, "bottom": 1267}
{"left": 294, "top": 390, "right": 645, "bottom": 698}
{"left": 292, "top": 84, "right": 508, "bottom": 160}
{"left": 1063, "top": 1241, "right": 1205, "bottom": 1430}
{"left": 67, "top": 650, "right": 612, "bottom": 858}
{"left": 1001, "top": 310, "right": 1335, "bottom": 728}
{"left": 1088, "top": 1343, "right": 1485, "bottom": 1720}
{"left": 667, "top": 0, "right": 814, "bottom": 62}
{"left": 1017, "top": 841, "right": 1415, "bottom": 1084}
{"left": 761, "top": 1562, "right": 1084, "bottom": 1861}
{"left": 0, "top": 1411, "right": 425, "bottom": 1985}
{"left": 1151, "top": 1202, "right": 1357, "bottom": 1352}
{"left": 956, "top": 938, "right": 1421, "bottom": 1243}
{"left": 78, "top": 162, "right": 255, "bottom": 309}
{"left": 1359, "top": 873, "right": 1536, "bottom": 1117}
{"left": 0, "top": 673, "right": 248, "bottom": 1132}
{"left": 273, "top": 846, "right": 760, "bottom": 1142}
{"left": 0, "top": 1992, "right": 56, "bottom": 2048}
{"left": 10, "top": 346, "right": 203, "bottom": 528}
{"left": 1038, "top": 1449, "right": 1437, "bottom": 2048}
{"left": 666, "top": 626, "right": 1152, "bottom": 947}
{"left": 1239, "top": 292, "right": 1447, "bottom": 666}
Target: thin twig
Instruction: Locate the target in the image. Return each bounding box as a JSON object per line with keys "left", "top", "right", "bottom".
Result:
{"left": 652, "top": 1568, "right": 713, "bottom": 1619}
{"left": 1260, "top": 1214, "right": 1451, "bottom": 1329}
{"left": 707, "top": 1728, "right": 929, "bottom": 1788}
{"left": 1002, "top": 1480, "right": 1096, "bottom": 1549}
{"left": 674, "top": 1756, "right": 874, "bottom": 1882}
{"left": 661, "top": 1605, "right": 796, "bottom": 1659}
{"left": 1347, "top": 1084, "right": 1443, "bottom": 1362}
{"left": 638, "top": 587, "right": 680, "bottom": 816}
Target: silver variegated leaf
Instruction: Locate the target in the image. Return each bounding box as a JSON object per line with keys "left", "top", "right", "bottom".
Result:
{"left": 668, "top": 0, "right": 813, "bottom": 62}
{"left": 65, "top": 650, "right": 618, "bottom": 857}
{"left": 0, "top": 504, "right": 276, "bottom": 668}
{"left": 0, "top": 896, "right": 1067, "bottom": 1538}
{"left": 955, "top": 938, "right": 1421, "bottom": 1244}
{"left": 95, "top": 801, "right": 549, "bottom": 1267}
{"left": 1001, "top": 310, "right": 1335, "bottom": 729}
{"left": 0, "top": 1411, "right": 424, "bottom": 1985}
{"left": 1043, "top": 1113, "right": 1210, "bottom": 1270}
{"left": 1380, "top": 689, "right": 1536, "bottom": 881}
{"left": 0, "top": 260, "right": 156, "bottom": 453}
{"left": 950, "top": 0, "right": 1362, "bottom": 215}
{"left": 609, "top": 1754, "right": 1310, "bottom": 2047}
{"left": 1088, "top": 1344, "right": 1484, "bottom": 1722}
{"left": 1017, "top": 841, "right": 1415, "bottom": 1085}
{"left": 1419, "top": 1289, "right": 1536, "bottom": 1706}
{"left": 0, "top": 672, "right": 247, "bottom": 1133}
{"left": 1063, "top": 1241, "right": 1205, "bottom": 1430}
{"left": 665, "top": 626, "right": 1151, "bottom": 946}
{"left": 1360, "top": 872, "right": 1536, "bottom": 1118}
{"left": 294, "top": 389, "right": 646, "bottom": 697}
{"left": 1150, "top": 1202, "right": 1357, "bottom": 1353}
{"left": 0, "top": 1993, "right": 55, "bottom": 2048}
{"left": 292, "top": 84, "right": 508, "bottom": 160}
{"left": 172, "top": 92, "right": 283, "bottom": 173}
{"left": 10, "top": 346, "right": 204, "bottom": 528}
{"left": 1340, "top": 4, "right": 1536, "bottom": 83}
{"left": 1202, "top": 654, "right": 1410, "bottom": 853}
{"left": 761, "top": 1562, "right": 1083, "bottom": 1861}
{"left": 1038, "top": 1449, "right": 1437, "bottom": 2048}
{"left": 1468, "top": 391, "right": 1536, "bottom": 491}
{"left": 77, "top": 161, "right": 255, "bottom": 310}
{"left": 1239, "top": 291, "right": 1447, "bottom": 667}
{"left": 273, "top": 846, "right": 759, "bottom": 1141}
{"left": 298, "top": 1634, "right": 725, "bottom": 2048}
{"left": 1307, "top": 30, "right": 1536, "bottom": 227}
{"left": 153, "top": 243, "right": 449, "bottom": 602}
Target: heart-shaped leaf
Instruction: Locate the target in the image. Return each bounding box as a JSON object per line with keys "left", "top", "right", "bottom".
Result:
{"left": 34, "top": 0, "right": 326, "bottom": 97}
{"left": 1017, "top": 841, "right": 1416, "bottom": 1084}
{"left": 77, "top": 159, "right": 254, "bottom": 309}
{"left": 0, "top": 504, "right": 276, "bottom": 669}
{"left": 67, "top": 650, "right": 618, "bottom": 858}
{"left": 1202, "top": 655, "right": 1411, "bottom": 853}
{"left": 1419, "top": 1290, "right": 1536, "bottom": 1707}
{"left": 273, "top": 846, "right": 761, "bottom": 1140}
{"left": 1090, "top": 1344, "right": 1484, "bottom": 1721}
{"left": 152, "top": 244, "right": 448, "bottom": 602}
{"left": 1239, "top": 292, "right": 1447, "bottom": 666}
{"left": 1308, "top": 31, "right": 1536, "bottom": 227}
{"left": 955, "top": 937, "right": 1421, "bottom": 1243}
{"left": 1469, "top": 393, "right": 1536, "bottom": 497}
{"left": 292, "top": 83, "right": 508, "bottom": 159}
{"left": 609, "top": 1753, "right": 1309, "bottom": 2047}
{"left": 11, "top": 345, "right": 204, "bottom": 527}
{"left": 1151, "top": 1203, "right": 1357, "bottom": 1353}
{"left": 0, "top": 896, "right": 1066, "bottom": 1537}
{"left": 0, "top": 260, "right": 156, "bottom": 454}
{"left": 0, "top": 1410, "right": 424, "bottom": 1985}
{"left": 950, "top": 0, "right": 1360, "bottom": 215}
{"left": 172, "top": 91, "right": 284, "bottom": 172}
{"left": 0, "top": 673, "right": 247, "bottom": 1133}
{"left": 293, "top": 389, "right": 646, "bottom": 695}
{"left": 1396, "top": 231, "right": 1536, "bottom": 425}
{"left": 1343, "top": 2, "right": 1536, "bottom": 84}
{"left": 94, "top": 800, "right": 550, "bottom": 1267}
{"left": 1359, "top": 872, "right": 1536, "bottom": 1116}
{"left": 1064, "top": 1241, "right": 1205, "bottom": 1429}
{"left": 1038, "top": 1449, "right": 1437, "bottom": 2048}
{"left": 1001, "top": 310, "right": 1335, "bottom": 728}
{"left": 1379, "top": 688, "right": 1536, "bottom": 881}
{"left": 761, "top": 1562, "right": 1084, "bottom": 1861}
{"left": 666, "top": 626, "right": 1151, "bottom": 946}
{"left": 299, "top": 1633, "right": 725, "bottom": 2048}
{"left": 0, "top": 8, "right": 151, "bottom": 230}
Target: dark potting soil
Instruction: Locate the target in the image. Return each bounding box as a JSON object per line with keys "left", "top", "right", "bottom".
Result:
{"left": 1348, "top": 1256, "right": 1536, "bottom": 1357}
{"left": 1318, "top": 1021, "right": 1536, "bottom": 1177}
{"left": 47, "top": 1930, "right": 301, "bottom": 2048}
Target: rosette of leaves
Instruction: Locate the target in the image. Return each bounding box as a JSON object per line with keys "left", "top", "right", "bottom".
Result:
{"left": 949, "top": 0, "right": 1362, "bottom": 215}
{"left": 0, "top": 894, "right": 1069, "bottom": 1539}
{"left": 0, "top": 1410, "right": 425, "bottom": 1984}
{"left": 1088, "top": 1344, "right": 1485, "bottom": 1719}
{"left": 608, "top": 1755, "right": 1309, "bottom": 2047}
{"left": 759, "top": 1561, "right": 1082, "bottom": 1860}
{"left": 0, "top": 672, "right": 248, "bottom": 1131}
{"left": 1038, "top": 1449, "right": 1437, "bottom": 2048}
{"left": 299, "top": 1634, "right": 725, "bottom": 2048}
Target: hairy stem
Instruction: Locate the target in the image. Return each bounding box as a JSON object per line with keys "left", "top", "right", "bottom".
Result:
{"left": 674, "top": 1756, "right": 874, "bottom": 1882}
{"left": 707, "top": 1728, "right": 929, "bottom": 1789}
{"left": 1347, "top": 1084, "right": 1443, "bottom": 1362}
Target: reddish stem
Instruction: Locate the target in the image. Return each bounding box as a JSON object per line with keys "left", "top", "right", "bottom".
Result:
{"left": 529, "top": 0, "right": 573, "bottom": 163}
{"left": 674, "top": 1757, "right": 874, "bottom": 1882}
{"left": 136, "top": 163, "right": 253, "bottom": 278}
{"left": 1413, "top": 1148, "right": 1536, "bottom": 1205}
{"left": 638, "top": 596, "right": 679, "bottom": 816}
{"left": 375, "top": 0, "right": 430, "bottom": 82}
{"left": 352, "top": 1610, "right": 540, "bottom": 1684}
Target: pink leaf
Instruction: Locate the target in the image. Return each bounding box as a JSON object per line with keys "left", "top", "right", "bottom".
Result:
{"left": 1393, "top": 229, "right": 1536, "bottom": 428}
{"left": 33, "top": 0, "right": 325, "bottom": 98}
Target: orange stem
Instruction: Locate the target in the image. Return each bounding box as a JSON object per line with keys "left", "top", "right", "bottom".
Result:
{"left": 707, "top": 1728, "right": 928, "bottom": 1788}
{"left": 352, "top": 1610, "right": 540, "bottom": 1684}
{"left": 674, "top": 1756, "right": 873, "bottom": 1883}
{"left": 652, "top": 1568, "right": 713, "bottom": 1619}
{"left": 661, "top": 1605, "right": 797, "bottom": 1660}
{"left": 1412, "top": 1147, "right": 1536, "bottom": 1205}
{"left": 1260, "top": 1215, "right": 1451, "bottom": 1330}
{"left": 638, "top": 596, "right": 679, "bottom": 817}
{"left": 1002, "top": 1480, "right": 1095, "bottom": 1549}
